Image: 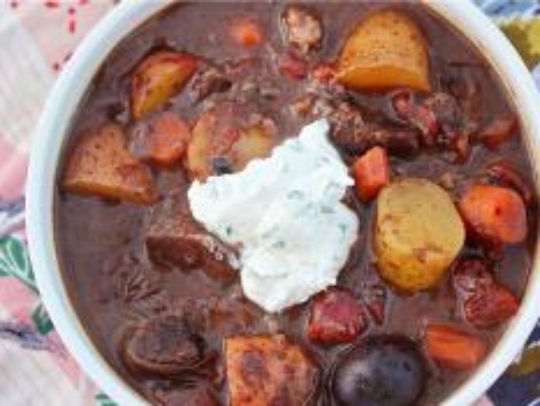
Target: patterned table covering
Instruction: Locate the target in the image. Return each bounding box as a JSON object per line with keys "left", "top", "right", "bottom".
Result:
{"left": 0, "top": 1, "right": 539, "bottom": 405}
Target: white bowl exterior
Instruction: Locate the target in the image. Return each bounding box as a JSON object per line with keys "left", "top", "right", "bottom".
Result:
{"left": 26, "top": 1, "right": 540, "bottom": 406}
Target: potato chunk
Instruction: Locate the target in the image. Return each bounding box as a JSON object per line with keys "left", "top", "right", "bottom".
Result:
{"left": 63, "top": 124, "right": 156, "bottom": 204}
{"left": 375, "top": 178, "right": 465, "bottom": 292}
{"left": 337, "top": 10, "right": 430, "bottom": 92}
{"left": 186, "top": 105, "right": 276, "bottom": 180}
{"left": 225, "top": 334, "right": 318, "bottom": 406}
{"left": 131, "top": 51, "right": 198, "bottom": 119}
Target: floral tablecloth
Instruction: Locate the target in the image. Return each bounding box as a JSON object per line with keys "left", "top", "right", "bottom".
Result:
{"left": 0, "top": 1, "right": 539, "bottom": 405}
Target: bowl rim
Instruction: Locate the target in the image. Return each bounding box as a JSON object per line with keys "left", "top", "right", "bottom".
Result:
{"left": 26, "top": 1, "right": 540, "bottom": 406}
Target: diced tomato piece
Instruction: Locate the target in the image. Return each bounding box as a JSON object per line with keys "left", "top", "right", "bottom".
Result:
{"left": 231, "top": 20, "right": 263, "bottom": 47}
{"left": 279, "top": 53, "right": 308, "bottom": 80}
{"left": 425, "top": 324, "right": 487, "bottom": 370}
{"left": 459, "top": 185, "right": 528, "bottom": 245}
{"left": 464, "top": 282, "right": 520, "bottom": 328}
{"left": 130, "top": 112, "right": 191, "bottom": 167}
{"left": 353, "top": 146, "right": 390, "bottom": 201}
{"left": 307, "top": 288, "right": 366, "bottom": 344}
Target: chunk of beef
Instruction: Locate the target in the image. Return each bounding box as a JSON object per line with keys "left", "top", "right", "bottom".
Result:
{"left": 145, "top": 191, "right": 237, "bottom": 275}
{"left": 282, "top": 6, "right": 323, "bottom": 54}
{"left": 225, "top": 334, "right": 319, "bottom": 405}
{"left": 387, "top": 89, "right": 477, "bottom": 159}
{"left": 327, "top": 99, "right": 419, "bottom": 156}
{"left": 191, "top": 65, "right": 232, "bottom": 102}
{"left": 295, "top": 82, "right": 420, "bottom": 156}
{"left": 121, "top": 315, "right": 206, "bottom": 377}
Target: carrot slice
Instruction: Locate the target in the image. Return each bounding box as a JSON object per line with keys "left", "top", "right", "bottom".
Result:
{"left": 459, "top": 184, "right": 527, "bottom": 244}
{"left": 130, "top": 112, "right": 191, "bottom": 167}
{"left": 231, "top": 21, "right": 262, "bottom": 47}
{"left": 353, "top": 146, "right": 390, "bottom": 201}
{"left": 425, "top": 324, "right": 487, "bottom": 370}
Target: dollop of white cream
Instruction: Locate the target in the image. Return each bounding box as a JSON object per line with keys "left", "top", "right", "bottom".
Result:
{"left": 188, "top": 119, "right": 358, "bottom": 312}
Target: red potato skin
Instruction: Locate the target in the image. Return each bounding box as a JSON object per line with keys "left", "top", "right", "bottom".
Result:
{"left": 459, "top": 185, "right": 527, "bottom": 245}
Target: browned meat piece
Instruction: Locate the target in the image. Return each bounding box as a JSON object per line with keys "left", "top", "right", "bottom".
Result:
{"left": 326, "top": 100, "right": 419, "bottom": 156}
{"left": 225, "top": 334, "right": 319, "bottom": 405}
{"left": 191, "top": 65, "right": 233, "bottom": 102}
{"left": 145, "top": 190, "right": 237, "bottom": 277}
{"left": 282, "top": 6, "right": 322, "bottom": 54}
{"left": 63, "top": 124, "right": 156, "bottom": 204}
{"left": 120, "top": 315, "right": 206, "bottom": 377}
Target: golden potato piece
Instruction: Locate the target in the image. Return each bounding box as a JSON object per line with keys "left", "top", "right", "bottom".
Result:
{"left": 186, "top": 105, "right": 276, "bottom": 180}
{"left": 229, "top": 123, "right": 276, "bottom": 172}
{"left": 375, "top": 178, "right": 464, "bottom": 292}
{"left": 225, "top": 334, "right": 318, "bottom": 406}
{"left": 63, "top": 124, "right": 156, "bottom": 205}
{"left": 131, "top": 51, "right": 198, "bottom": 119}
{"left": 337, "top": 9, "right": 430, "bottom": 92}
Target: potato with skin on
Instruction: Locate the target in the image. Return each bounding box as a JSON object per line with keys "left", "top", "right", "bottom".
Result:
{"left": 336, "top": 9, "right": 431, "bottom": 92}
{"left": 63, "top": 124, "right": 156, "bottom": 205}
{"left": 131, "top": 50, "right": 198, "bottom": 120}
{"left": 375, "top": 178, "right": 465, "bottom": 292}
{"left": 186, "top": 105, "right": 276, "bottom": 180}
{"left": 225, "top": 334, "right": 318, "bottom": 406}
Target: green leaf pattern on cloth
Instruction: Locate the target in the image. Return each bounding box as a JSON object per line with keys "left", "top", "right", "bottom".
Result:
{"left": 95, "top": 392, "right": 119, "bottom": 406}
{"left": 31, "top": 301, "right": 54, "bottom": 335}
{"left": 0, "top": 236, "right": 37, "bottom": 293}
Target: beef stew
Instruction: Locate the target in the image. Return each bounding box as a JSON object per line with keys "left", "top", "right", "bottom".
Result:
{"left": 56, "top": 2, "right": 537, "bottom": 405}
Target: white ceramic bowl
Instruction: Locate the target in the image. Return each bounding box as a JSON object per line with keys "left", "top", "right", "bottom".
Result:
{"left": 26, "top": 1, "right": 540, "bottom": 405}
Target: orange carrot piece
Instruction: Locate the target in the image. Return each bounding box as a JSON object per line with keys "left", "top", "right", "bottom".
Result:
{"left": 149, "top": 113, "right": 191, "bottom": 166}
{"left": 353, "top": 146, "right": 390, "bottom": 201}
{"left": 459, "top": 184, "right": 527, "bottom": 244}
{"left": 231, "top": 21, "right": 262, "bottom": 47}
{"left": 425, "top": 324, "right": 487, "bottom": 370}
